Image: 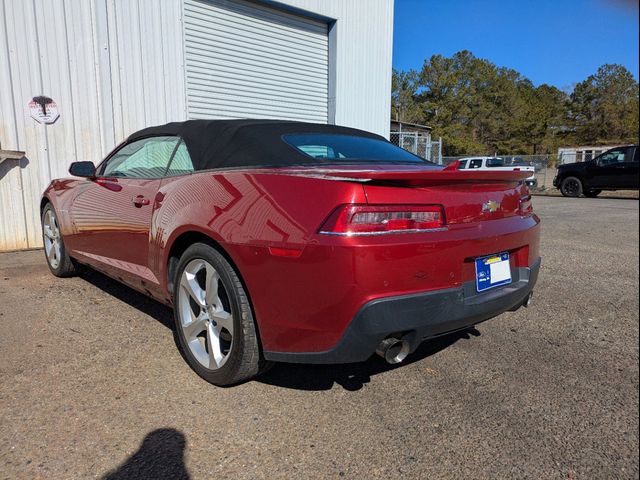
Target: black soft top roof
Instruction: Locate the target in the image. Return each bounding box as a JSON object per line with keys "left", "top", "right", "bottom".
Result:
{"left": 128, "top": 119, "right": 385, "bottom": 171}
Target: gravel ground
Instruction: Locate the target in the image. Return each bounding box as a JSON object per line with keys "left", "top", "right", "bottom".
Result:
{"left": 1, "top": 196, "right": 638, "bottom": 479}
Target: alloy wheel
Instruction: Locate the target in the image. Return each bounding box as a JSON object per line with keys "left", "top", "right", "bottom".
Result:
{"left": 563, "top": 178, "right": 581, "bottom": 197}
{"left": 178, "top": 259, "right": 234, "bottom": 370}
{"left": 43, "top": 209, "right": 62, "bottom": 269}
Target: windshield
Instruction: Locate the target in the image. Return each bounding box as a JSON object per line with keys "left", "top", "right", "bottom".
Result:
{"left": 283, "top": 134, "right": 430, "bottom": 164}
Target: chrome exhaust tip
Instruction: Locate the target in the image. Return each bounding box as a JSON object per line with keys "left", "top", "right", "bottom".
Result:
{"left": 524, "top": 292, "right": 533, "bottom": 308}
{"left": 376, "top": 337, "right": 410, "bottom": 364}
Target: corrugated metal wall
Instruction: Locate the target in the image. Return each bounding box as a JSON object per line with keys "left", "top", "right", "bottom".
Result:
{"left": 184, "top": 0, "right": 329, "bottom": 122}
{"left": 280, "top": 0, "right": 394, "bottom": 138}
{"left": 0, "top": 0, "right": 186, "bottom": 251}
{"left": 0, "top": 0, "right": 394, "bottom": 252}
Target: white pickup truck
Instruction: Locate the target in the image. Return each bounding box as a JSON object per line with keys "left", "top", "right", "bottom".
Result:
{"left": 456, "top": 157, "right": 537, "bottom": 188}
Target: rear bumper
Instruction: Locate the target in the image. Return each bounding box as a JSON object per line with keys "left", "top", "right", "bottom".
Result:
{"left": 264, "top": 257, "right": 540, "bottom": 364}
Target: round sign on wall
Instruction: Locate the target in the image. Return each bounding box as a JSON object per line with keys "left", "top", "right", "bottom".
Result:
{"left": 29, "top": 96, "right": 60, "bottom": 124}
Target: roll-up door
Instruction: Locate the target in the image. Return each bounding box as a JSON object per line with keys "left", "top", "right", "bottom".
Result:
{"left": 183, "top": 0, "right": 329, "bottom": 123}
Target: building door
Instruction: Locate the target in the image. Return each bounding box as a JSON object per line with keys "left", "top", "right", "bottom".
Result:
{"left": 183, "top": 0, "right": 329, "bottom": 123}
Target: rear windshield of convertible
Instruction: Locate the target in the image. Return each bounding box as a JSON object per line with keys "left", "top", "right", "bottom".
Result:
{"left": 283, "top": 134, "right": 429, "bottom": 163}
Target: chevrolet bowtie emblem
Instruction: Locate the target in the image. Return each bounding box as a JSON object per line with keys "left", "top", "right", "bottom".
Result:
{"left": 482, "top": 200, "right": 500, "bottom": 213}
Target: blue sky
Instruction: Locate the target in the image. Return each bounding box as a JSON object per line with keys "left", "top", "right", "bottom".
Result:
{"left": 392, "top": 0, "right": 639, "bottom": 89}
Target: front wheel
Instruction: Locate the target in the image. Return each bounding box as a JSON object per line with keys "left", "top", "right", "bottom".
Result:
{"left": 560, "top": 176, "right": 583, "bottom": 197}
{"left": 41, "top": 204, "right": 78, "bottom": 277}
{"left": 172, "top": 243, "right": 269, "bottom": 386}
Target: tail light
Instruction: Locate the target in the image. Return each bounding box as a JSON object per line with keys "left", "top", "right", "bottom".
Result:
{"left": 319, "top": 204, "right": 445, "bottom": 235}
{"left": 518, "top": 194, "right": 533, "bottom": 216}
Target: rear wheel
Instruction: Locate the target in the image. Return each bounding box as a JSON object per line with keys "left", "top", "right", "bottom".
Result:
{"left": 41, "top": 204, "right": 78, "bottom": 277}
{"left": 560, "top": 176, "right": 583, "bottom": 197}
{"left": 584, "top": 189, "right": 602, "bottom": 198}
{"left": 172, "top": 243, "right": 269, "bottom": 386}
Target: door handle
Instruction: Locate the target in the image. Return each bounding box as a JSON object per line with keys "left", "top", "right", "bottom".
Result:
{"left": 132, "top": 195, "right": 150, "bottom": 207}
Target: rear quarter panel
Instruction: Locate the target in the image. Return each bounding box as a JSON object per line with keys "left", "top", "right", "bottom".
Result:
{"left": 155, "top": 171, "right": 367, "bottom": 299}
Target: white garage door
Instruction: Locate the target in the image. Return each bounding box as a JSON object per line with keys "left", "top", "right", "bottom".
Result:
{"left": 183, "top": 0, "right": 329, "bottom": 123}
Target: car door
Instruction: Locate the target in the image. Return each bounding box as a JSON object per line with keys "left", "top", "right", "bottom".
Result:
{"left": 590, "top": 147, "right": 633, "bottom": 188}
{"left": 624, "top": 147, "right": 639, "bottom": 188}
{"left": 68, "top": 136, "right": 180, "bottom": 287}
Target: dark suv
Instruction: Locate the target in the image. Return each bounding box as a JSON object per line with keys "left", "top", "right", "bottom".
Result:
{"left": 554, "top": 145, "right": 639, "bottom": 197}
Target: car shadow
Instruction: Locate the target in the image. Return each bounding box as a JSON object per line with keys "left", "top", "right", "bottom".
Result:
{"left": 257, "top": 328, "right": 481, "bottom": 392}
{"left": 79, "top": 267, "right": 480, "bottom": 392}
{"left": 80, "top": 268, "right": 174, "bottom": 331}
{"left": 102, "top": 428, "right": 190, "bottom": 480}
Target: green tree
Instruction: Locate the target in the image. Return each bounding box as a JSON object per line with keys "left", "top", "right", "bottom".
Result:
{"left": 518, "top": 83, "right": 570, "bottom": 154}
{"left": 570, "top": 64, "right": 639, "bottom": 144}
{"left": 391, "top": 69, "right": 423, "bottom": 123}
{"left": 392, "top": 53, "right": 638, "bottom": 156}
{"left": 417, "top": 51, "right": 487, "bottom": 154}
{"left": 417, "top": 51, "right": 531, "bottom": 155}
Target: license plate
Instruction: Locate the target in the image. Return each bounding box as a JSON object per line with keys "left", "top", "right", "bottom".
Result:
{"left": 475, "top": 252, "right": 511, "bottom": 292}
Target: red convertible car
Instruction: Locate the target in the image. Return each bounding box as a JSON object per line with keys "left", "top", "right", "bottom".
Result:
{"left": 41, "top": 120, "right": 540, "bottom": 386}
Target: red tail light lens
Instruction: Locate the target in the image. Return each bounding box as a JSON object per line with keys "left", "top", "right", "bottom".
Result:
{"left": 320, "top": 205, "right": 445, "bottom": 235}
{"left": 518, "top": 194, "right": 533, "bottom": 216}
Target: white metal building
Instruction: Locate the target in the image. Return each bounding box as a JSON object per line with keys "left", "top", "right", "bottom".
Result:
{"left": 0, "top": 0, "right": 394, "bottom": 251}
{"left": 557, "top": 145, "right": 619, "bottom": 164}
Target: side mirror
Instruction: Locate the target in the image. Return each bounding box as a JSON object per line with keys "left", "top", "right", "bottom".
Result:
{"left": 69, "top": 161, "right": 96, "bottom": 178}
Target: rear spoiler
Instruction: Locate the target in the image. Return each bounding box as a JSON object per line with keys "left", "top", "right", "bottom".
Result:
{"left": 256, "top": 166, "right": 532, "bottom": 185}
{"left": 323, "top": 168, "right": 532, "bottom": 184}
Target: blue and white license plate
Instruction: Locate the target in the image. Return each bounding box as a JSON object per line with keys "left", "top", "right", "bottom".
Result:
{"left": 475, "top": 252, "right": 512, "bottom": 292}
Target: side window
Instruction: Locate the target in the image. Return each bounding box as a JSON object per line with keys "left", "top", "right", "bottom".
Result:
{"left": 165, "top": 141, "right": 195, "bottom": 177}
{"left": 101, "top": 136, "right": 179, "bottom": 178}
{"left": 469, "top": 159, "right": 483, "bottom": 169}
{"left": 624, "top": 147, "right": 635, "bottom": 163}
{"left": 457, "top": 160, "right": 468, "bottom": 169}
{"left": 598, "top": 148, "right": 626, "bottom": 166}
{"left": 634, "top": 147, "right": 639, "bottom": 163}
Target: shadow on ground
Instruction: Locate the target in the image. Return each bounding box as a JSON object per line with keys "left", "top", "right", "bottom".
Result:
{"left": 80, "top": 267, "right": 479, "bottom": 391}
{"left": 81, "top": 269, "right": 174, "bottom": 330}
{"left": 102, "top": 428, "right": 190, "bottom": 480}
{"left": 257, "top": 328, "right": 480, "bottom": 391}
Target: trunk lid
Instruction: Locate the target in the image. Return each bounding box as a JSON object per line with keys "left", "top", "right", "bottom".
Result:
{"left": 276, "top": 164, "right": 531, "bottom": 224}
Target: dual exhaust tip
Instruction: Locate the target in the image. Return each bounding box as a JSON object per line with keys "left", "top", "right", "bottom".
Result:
{"left": 376, "top": 291, "right": 534, "bottom": 365}
{"left": 376, "top": 337, "right": 410, "bottom": 364}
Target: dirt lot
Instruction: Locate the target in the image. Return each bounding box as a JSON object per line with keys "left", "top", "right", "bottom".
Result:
{"left": 1, "top": 196, "right": 638, "bottom": 479}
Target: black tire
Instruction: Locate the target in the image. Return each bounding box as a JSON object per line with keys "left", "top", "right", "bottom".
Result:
{"left": 560, "top": 176, "right": 583, "bottom": 197}
{"left": 584, "top": 189, "right": 602, "bottom": 198}
{"left": 41, "top": 203, "right": 78, "bottom": 277}
{"left": 172, "top": 243, "right": 269, "bottom": 386}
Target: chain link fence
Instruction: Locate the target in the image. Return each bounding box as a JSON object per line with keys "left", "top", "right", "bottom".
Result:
{"left": 388, "top": 134, "right": 585, "bottom": 190}
{"left": 441, "top": 154, "right": 560, "bottom": 190}
{"left": 390, "top": 132, "right": 443, "bottom": 163}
